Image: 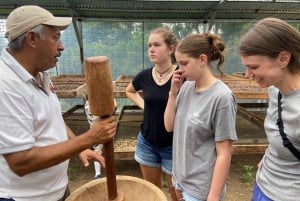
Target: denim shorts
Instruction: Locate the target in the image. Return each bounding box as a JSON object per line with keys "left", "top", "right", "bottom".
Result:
{"left": 251, "top": 182, "right": 273, "bottom": 201}
{"left": 134, "top": 132, "right": 172, "bottom": 175}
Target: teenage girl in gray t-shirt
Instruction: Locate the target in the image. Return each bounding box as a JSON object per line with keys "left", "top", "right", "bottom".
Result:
{"left": 165, "top": 32, "right": 238, "bottom": 201}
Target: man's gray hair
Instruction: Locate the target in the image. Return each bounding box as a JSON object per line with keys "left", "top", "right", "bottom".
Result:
{"left": 8, "top": 24, "right": 46, "bottom": 51}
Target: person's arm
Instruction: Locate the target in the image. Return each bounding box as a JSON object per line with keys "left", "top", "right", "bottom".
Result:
{"left": 164, "top": 69, "right": 184, "bottom": 132}
{"left": 164, "top": 91, "right": 177, "bottom": 132}
{"left": 65, "top": 124, "right": 105, "bottom": 167}
{"left": 207, "top": 140, "right": 233, "bottom": 201}
{"left": 257, "top": 158, "right": 263, "bottom": 168}
{"left": 66, "top": 124, "right": 76, "bottom": 139}
{"left": 125, "top": 82, "right": 144, "bottom": 109}
{"left": 3, "top": 116, "right": 116, "bottom": 177}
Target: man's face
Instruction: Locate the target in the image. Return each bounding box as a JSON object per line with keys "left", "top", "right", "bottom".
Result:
{"left": 36, "top": 26, "right": 64, "bottom": 72}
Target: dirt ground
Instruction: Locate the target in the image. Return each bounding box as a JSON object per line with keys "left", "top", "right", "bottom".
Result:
{"left": 67, "top": 153, "right": 263, "bottom": 201}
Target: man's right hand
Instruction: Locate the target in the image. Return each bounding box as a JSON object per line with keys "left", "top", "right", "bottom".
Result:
{"left": 89, "top": 116, "right": 117, "bottom": 144}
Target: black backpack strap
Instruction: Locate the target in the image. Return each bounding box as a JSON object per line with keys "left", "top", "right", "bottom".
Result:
{"left": 276, "top": 92, "right": 300, "bottom": 161}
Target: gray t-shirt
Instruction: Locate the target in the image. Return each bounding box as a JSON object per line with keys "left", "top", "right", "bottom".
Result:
{"left": 173, "top": 80, "right": 238, "bottom": 200}
{"left": 256, "top": 86, "right": 300, "bottom": 201}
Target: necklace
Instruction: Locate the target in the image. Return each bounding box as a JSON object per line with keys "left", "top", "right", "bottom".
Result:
{"left": 154, "top": 65, "right": 173, "bottom": 77}
{"left": 154, "top": 65, "right": 174, "bottom": 82}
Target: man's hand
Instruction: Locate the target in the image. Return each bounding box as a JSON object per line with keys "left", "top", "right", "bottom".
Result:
{"left": 79, "top": 149, "right": 105, "bottom": 168}
{"left": 89, "top": 116, "right": 117, "bottom": 144}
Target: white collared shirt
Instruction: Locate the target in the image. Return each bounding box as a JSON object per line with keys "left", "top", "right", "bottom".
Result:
{"left": 0, "top": 49, "right": 69, "bottom": 201}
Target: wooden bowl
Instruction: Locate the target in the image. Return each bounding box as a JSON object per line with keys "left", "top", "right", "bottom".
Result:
{"left": 66, "top": 175, "right": 168, "bottom": 201}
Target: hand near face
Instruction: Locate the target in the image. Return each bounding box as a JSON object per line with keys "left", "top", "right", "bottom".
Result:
{"left": 170, "top": 69, "right": 185, "bottom": 94}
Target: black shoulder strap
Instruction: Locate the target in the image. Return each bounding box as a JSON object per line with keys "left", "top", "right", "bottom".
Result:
{"left": 276, "top": 92, "right": 300, "bottom": 161}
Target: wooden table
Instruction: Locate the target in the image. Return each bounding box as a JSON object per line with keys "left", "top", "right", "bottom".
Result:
{"left": 52, "top": 74, "right": 268, "bottom": 100}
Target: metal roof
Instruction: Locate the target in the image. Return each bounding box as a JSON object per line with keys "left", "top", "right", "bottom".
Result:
{"left": 0, "top": 0, "right": 300, "bottom": 22}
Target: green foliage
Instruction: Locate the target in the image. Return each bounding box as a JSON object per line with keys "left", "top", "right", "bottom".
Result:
{"left": 68, "top": 165, "right": 77, "bottom": 181}
{"left": 162, "top": 173, "right": 169, "bottom": 192}
{"left": 241, "top": 165, "right": 255, "bottom": 183}
{"left": 2, "top": 19, "right": 300, "bottom": 77}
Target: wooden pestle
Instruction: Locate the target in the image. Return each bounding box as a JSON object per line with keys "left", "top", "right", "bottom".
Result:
{"left": 85, "top": 56, "right": 123, "bottom": 201}
{"left": 85, "top": 56, "right": 115, "bottom": 116}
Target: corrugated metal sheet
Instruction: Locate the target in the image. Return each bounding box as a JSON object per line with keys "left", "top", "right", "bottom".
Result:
{"left": 0, "top": 0, "right": 299, "bottom": 21}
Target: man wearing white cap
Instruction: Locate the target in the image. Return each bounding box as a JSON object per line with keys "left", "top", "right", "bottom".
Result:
{"left": 0, "top": 5, "right": 116, "bottom": 201}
